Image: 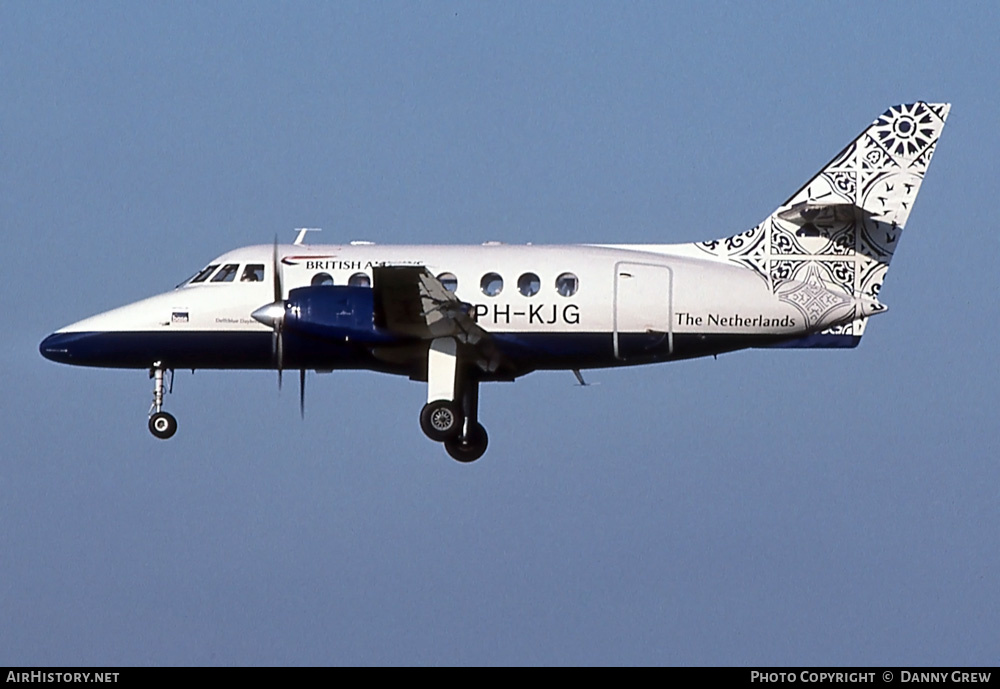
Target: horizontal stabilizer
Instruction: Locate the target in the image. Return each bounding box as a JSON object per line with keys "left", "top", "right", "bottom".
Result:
{"left": 776, "top": 202, "right": 873, "bottom": 225}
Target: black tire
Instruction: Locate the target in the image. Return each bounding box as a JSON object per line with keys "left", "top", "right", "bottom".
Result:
{"left": 419, "top": 400, "right": 463, "bottom": 442}
{"left": 445, "top": 422, "right": 488, "bottom": 463}
{"left": 148, "top": 411, "right": 178, "bottom": 440}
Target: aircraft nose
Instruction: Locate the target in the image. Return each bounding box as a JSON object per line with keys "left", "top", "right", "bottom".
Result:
{"left": 39, "top": 332, "right": 84, "bottom": 364}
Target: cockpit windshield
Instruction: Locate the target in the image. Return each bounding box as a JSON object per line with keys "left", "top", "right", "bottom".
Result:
{"left": 241, "top": 264, "right": 264, "bottom": 282}
{"left": 211, "top": 264, "right": 240, "bottom": 283}
{"left": 179, "top": 264, "right": 220, "bottom": 287}
{"left": 179, "top": 262, "right": 267, "bottom": 288}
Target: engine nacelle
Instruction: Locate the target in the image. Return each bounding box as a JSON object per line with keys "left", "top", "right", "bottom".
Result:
{"left": 284, "top": 286, "right": 399, "bottom": 344}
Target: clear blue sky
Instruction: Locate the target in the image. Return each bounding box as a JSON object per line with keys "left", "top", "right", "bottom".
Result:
{"left": 3, "top": 1, "right": 998, "bottom": 665}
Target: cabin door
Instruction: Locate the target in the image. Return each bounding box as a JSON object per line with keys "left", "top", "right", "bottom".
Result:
{"left": 613, "top": 262, "right": 673, "bottom": 360}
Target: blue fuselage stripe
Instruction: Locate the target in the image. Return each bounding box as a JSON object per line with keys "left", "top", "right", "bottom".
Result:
{"left": 39, "top": 329, "right": 860, "bottom": 376}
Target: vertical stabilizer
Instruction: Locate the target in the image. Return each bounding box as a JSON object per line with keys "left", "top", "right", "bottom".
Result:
{"left": 694, "top": 102, "right": 950, "bottom": 345}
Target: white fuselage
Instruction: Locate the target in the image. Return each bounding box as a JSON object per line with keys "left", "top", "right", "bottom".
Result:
{"left": 42, "top": 241, "right": 828, "bottom": 377}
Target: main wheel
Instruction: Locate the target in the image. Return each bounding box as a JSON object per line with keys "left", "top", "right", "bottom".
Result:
{"left": 445, "top": 422, "right": 488, "bottom": 463}
{"left": 419, "top": 400, "right": 463, "bottom": 442}
{"left": 148, "top": 411, "right": 178, "bottom": 440}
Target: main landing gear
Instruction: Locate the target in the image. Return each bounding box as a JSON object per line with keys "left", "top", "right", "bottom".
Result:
{"left": 419, "top": 338, "right": 489, "bottom": 463}
{"left": 419, "top": 388, "right": 489, "bottom": 463}
{"left": 148, "top": 362, "right": 177, "bottom": 440}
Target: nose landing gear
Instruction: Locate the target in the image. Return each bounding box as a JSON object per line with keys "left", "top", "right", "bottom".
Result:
{"left": 148, "top": 363, "right": 177, "bottom": 440}
{"left": 149, "top": 411, "right": 177, "bottom": 439}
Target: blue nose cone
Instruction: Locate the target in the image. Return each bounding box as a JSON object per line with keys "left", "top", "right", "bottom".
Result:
{"left": 39, "top": 332, "right": 85, "bottom": 364}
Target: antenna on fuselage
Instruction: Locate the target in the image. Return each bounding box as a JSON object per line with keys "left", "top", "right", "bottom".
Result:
{"left": 293, "top": 227, "right": 321, "bottom": 245}
{"left": 572, "top": 369, "right": 598, "bottom": 387}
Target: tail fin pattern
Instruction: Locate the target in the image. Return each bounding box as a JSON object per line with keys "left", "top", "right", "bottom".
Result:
{"left": 696, "top": 102, "right": 950, "bottom": 339}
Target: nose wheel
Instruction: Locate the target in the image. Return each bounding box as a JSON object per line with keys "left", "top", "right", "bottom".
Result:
{"left": 149, "top": 411, "right": 177, "bottom": 439}
{"left": 147, "top": 362, "right": 177, "bottom": 440}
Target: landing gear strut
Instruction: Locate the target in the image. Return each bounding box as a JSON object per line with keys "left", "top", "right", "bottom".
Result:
{"left": 445, "top": 379, "right": 488, "bottom": 462}
{"left": 148, "top": 362, "right": 177, "bottom": 440}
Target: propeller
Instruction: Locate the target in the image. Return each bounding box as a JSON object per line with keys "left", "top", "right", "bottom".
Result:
{"left": 251, "top": 237, "right": 288, "bottom": 389}
{"left": 250, "top": 236, "right": 307, "bottom": 418}
{"left": 272, "top": 237, "right": 285, "bottom": 389}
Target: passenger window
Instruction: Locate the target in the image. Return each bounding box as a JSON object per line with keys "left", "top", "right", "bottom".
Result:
{"left": 481, "top": 273, "right": 503, "bottom": 297}
{"left": 311, "top": 273, "right": 334, "bottom": 287}
{"left": 555, "top": 272, "right": 578, "bottom": 297}
{"left": 211, "top": 264, "right": 240, "bottom": 283}
{"left": 190, "top": 264, "right": 219, "bottom": 283}
{"left": 348, "top": 272, "right": 371, "bottom": 288}
{"left": 437, "top": 272, "right": 458, "bottom": 292}
{"left": 241, "top": 264, "right": 265, "bottom": 282}
{"left": 517, "top": 272, "right": 540, "bottom": 297}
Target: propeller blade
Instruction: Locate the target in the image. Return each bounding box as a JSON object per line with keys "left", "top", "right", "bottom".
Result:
{"left": 276, "top": 327, "right": 284, "bottom": 390}
{"left": 272, "top": 235, "right": 285, "bottom": 390}
{"left": 272, "top": 235, "right": 283, "bottom": 303}
{"left": 299, "top": 369, "right": 306, "bottom": 419}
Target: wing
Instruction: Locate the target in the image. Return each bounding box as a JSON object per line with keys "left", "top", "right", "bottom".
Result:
{"left": 373, "top": 266, "right": 485, "bottom": 343}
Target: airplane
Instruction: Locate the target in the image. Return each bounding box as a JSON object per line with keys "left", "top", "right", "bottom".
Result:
{"left": 40, "top": 102, "right": 950, "bottom": 462}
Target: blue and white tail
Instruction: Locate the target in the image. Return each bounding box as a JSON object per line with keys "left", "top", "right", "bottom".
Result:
{"left": 695, "top": 102, "right": 950, "bottom": 346}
